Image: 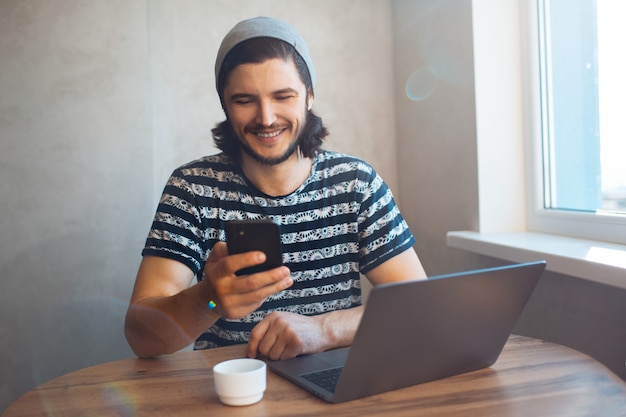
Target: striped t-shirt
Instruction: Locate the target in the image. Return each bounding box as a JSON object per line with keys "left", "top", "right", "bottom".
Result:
{"left": 142, "top": 150, "right": 416, "bottom": 349}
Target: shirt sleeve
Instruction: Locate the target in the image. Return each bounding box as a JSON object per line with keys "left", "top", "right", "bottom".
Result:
{"left": 141, "top": 169, "right": 207, "bottom": 276}
{"left": 357, "top": 169, "right": 416, "bottom": 274}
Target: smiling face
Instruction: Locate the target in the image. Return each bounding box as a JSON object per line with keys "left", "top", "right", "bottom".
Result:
{"left": 222, "top": 58, "right": 313, "bottom": 166}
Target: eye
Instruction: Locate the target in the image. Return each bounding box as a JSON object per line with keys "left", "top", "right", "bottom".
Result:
{"left": 229, "top": 94, "right": 256, "bottom": 105}
{"left": 233, "top": 98, "right": 253, "bottom": 105}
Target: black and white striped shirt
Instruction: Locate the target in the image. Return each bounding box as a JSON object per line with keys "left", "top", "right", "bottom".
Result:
{"left": 142, "top": 150, "right": 416, "bottom": 349}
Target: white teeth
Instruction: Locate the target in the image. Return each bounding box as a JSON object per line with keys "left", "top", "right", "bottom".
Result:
{"left": 256, "top": 130, "right": 281, "bottom": 138}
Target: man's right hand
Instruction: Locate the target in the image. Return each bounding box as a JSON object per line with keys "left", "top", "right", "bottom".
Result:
{"left": 200, "top": 241, "right": 293, "bottom": 319}
{"left": 125, "top": 242, "right": 292, "bottom": 358}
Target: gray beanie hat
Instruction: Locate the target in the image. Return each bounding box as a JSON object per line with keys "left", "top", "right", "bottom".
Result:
{"left": 214, "top": 16, "right": 316, "bottom": 93}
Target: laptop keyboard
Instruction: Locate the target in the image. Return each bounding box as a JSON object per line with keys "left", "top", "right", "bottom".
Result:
{"left": 301, "top": 367, "right": 343, "bottom": 393}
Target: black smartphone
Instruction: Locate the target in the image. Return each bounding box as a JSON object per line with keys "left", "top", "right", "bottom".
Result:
{"left": 225, "top": 219, "right": 283, "bottom": 275}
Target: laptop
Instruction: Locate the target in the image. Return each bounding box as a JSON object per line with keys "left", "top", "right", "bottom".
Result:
{"left": 267, "top": 261, "right": 546, "bottom": 403}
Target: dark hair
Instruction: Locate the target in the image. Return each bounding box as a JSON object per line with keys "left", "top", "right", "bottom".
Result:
{"left": 212, "top": 37, "right": 328, "bottom": 159}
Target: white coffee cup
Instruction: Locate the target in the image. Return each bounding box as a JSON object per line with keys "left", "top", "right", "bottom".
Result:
{"left": 213, "top": 358, "right": 266, "bottom": 406}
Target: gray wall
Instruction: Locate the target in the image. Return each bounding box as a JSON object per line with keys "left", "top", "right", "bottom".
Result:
{"left": 1, "top": 0, "right": 625, "bottom": 413}
{"left": 392, "top": 0, "right": 486, "bottom": 275}
{"left": 1, "top": 0, "right": 151, "bottom": 411}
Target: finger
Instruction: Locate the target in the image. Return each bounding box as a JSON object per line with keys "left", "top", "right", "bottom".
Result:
{"left": 269, "top": 340, "right": 289, "bottom": 361}
{"left": 221, "top": 251, "right": 266, "bottom": 276}
{"left": 246, "top": 320, "right": 269, "bottom": 358}
{"left": 206, "top": 244, "right": 266, "bottom": 280}
{"left": 237, "top": 267, "right": 292, "bottom": 292}
{"left": 257, "top": 326, "right": 284, "bottom": 361}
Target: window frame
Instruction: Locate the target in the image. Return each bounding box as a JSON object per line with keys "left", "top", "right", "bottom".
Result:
{"left": 523, "top": 0, "right": 626, "bottom": 246}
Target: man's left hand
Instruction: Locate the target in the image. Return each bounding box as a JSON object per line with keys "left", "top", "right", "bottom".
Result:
{"left": 245, "top": 311, "right": 328, "bottom": 360}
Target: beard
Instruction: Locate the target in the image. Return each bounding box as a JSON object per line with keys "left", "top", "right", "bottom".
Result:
{"left": 236, "top": 128, "right": 303, "bottom": 166}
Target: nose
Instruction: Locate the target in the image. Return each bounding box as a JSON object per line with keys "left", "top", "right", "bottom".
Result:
{"left": 257, "top": 99, "right": 277, "bottom": 127}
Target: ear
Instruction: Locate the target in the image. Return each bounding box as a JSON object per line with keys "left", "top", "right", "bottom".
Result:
{"left": 307, "top": 91, "right": 314, "bottom": 111}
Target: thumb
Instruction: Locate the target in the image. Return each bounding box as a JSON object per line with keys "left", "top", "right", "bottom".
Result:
{"left": 208, "top": 241, "right": 229, "bottom": 261}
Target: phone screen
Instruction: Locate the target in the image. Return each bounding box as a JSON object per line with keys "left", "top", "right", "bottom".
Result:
{"left": 225, "top": 219, "right": 283, "bottom": 275}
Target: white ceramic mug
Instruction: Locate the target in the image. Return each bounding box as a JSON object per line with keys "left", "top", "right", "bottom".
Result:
{"left": 213, "top": 358, "right": 266, "bottom": 406}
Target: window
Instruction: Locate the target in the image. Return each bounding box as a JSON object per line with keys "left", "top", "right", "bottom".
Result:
{"left": 526, "top": 0, "right": 626, "bottom": 245}
{"left": 448, "top": 0, "right": 625, "bottom": 287}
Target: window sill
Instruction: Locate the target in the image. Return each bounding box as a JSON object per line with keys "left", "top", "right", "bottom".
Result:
{"left": 447, "top": 231, "right": 626, "bottom": 290}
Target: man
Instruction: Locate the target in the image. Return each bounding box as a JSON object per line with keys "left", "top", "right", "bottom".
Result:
{"left": 125, "top": 16, "right": 427, "bottom": 360}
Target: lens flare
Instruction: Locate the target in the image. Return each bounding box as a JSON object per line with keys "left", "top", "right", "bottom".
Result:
{"left": 405, "top": 67, "right": 439, "bottom": 101}
{"left": 101, "top": 383, "right": 137, "bottom": 417}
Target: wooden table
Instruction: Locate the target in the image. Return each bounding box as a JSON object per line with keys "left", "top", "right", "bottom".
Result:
{"left": 3, "top": 335, "right": 626, "bottom": 416}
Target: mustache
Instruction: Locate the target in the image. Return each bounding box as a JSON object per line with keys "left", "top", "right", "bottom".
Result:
{"left": 246, "top": 123, "right": 289, "bottom": 132}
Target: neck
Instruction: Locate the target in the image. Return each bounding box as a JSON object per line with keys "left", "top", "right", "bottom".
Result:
{"left": 241, "top": 152, "right": 312, "bottom": 197}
